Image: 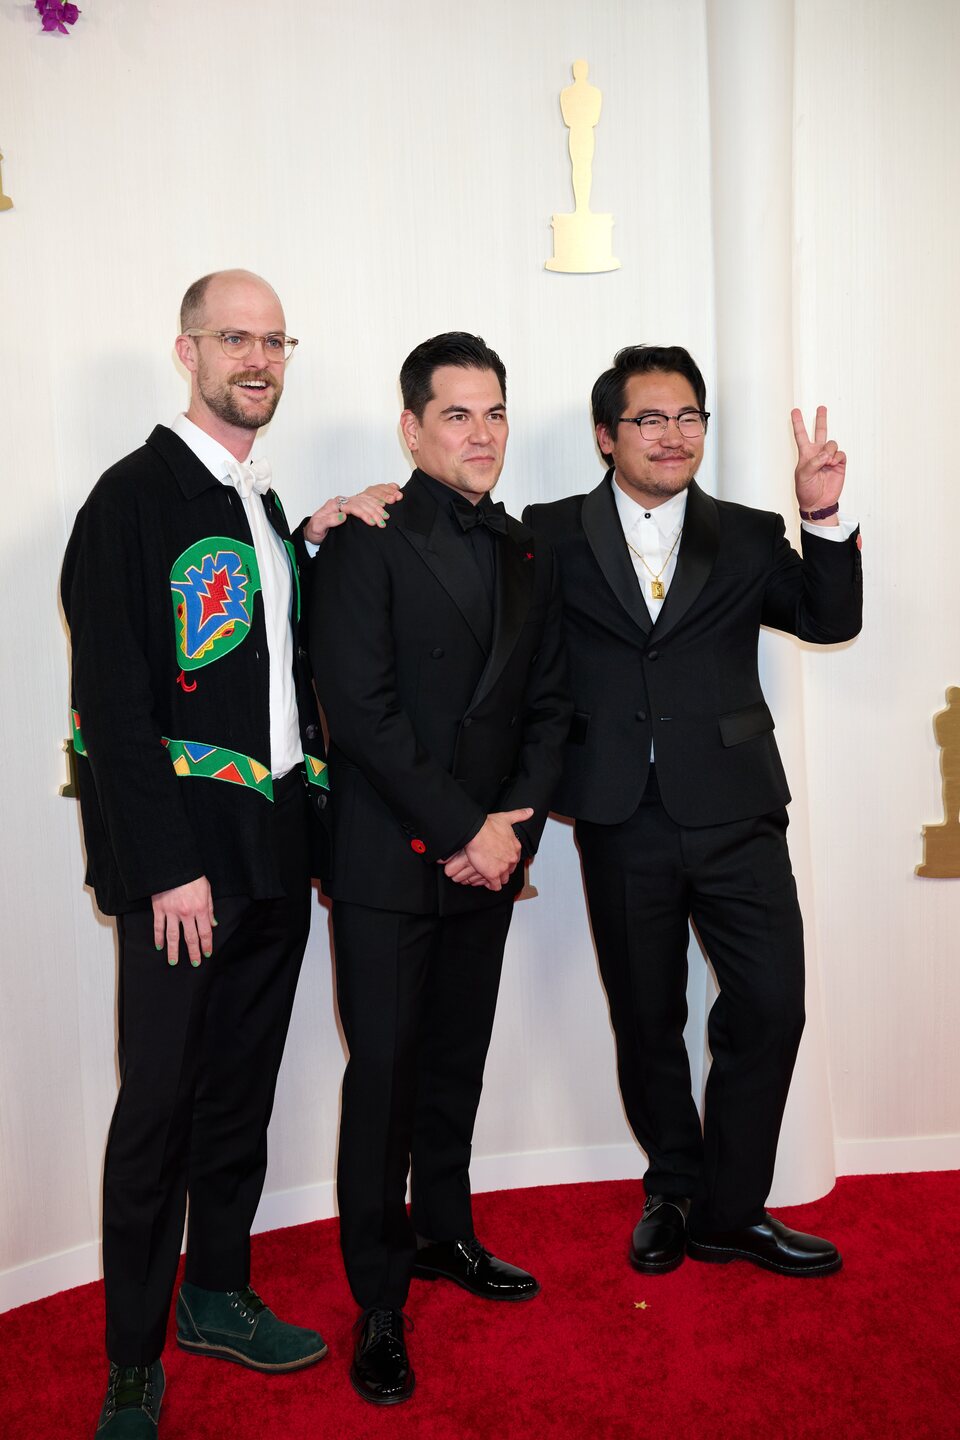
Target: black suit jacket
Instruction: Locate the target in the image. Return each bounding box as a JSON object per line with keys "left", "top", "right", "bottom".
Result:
{"left": 310, "top": 470, "right": 571, "bottom": 915}
{"left": 61, "top": 425, "right": 328, "bottom": 913}
{"left": 524, "top": 473, "right": 862, "bottom": 828}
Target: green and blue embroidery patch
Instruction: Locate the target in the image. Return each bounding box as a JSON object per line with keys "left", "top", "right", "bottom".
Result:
{"left": 170, "top": 537, "right": 261, "bottom": 670}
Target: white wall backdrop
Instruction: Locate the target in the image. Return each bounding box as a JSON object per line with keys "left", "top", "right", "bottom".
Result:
{"left": 1, "top": 0, "right": 957, "bottom": 1310}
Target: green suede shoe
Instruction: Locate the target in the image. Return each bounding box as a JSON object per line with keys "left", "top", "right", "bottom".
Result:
{"left": 176, "top": 1282, "right": 327, "bottom": 1371}
{"left": 95, "top": 1360, "right": 164, "bottom": 1437}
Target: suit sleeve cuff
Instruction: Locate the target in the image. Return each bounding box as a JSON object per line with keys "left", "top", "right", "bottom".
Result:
{"left": 801, "top": 514, "right": 858, "bottom": 542}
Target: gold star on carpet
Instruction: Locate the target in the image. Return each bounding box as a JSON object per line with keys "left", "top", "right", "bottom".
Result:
{"left": 634, "top": 1301, "right": 648, "bottom": 1309}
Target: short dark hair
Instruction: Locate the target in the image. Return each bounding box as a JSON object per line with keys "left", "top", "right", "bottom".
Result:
{"left": 400, "top": 332, "right": 507, "bottom": 420}
{"left": 179, "top": 273, "right": 216, "bottom": 333}
{"left": 591, "top": 345, "right": 708, "bottom": 461}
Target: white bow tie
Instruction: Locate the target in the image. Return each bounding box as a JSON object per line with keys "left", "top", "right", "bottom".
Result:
{"left": 226, "top": 457, "right": 272, "bottom": 499}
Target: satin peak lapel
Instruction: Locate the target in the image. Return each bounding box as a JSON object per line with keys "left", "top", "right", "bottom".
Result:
{"left": 653, "top": 480, "right": 719, "bottom": 640}
{"left": 472, "top": 521, "right": 535, "bottom": 705}
{"left": 396, "top": 475, "right": 493, "bottom": 651}
{"left": 582, "top": 472, "right": 651, "bottom": 635}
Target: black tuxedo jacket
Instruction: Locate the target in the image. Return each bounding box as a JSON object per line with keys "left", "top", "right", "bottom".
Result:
{"left": 310, "top": 470, "right": 571, "bottom": 915}
{"left": 524, "top": 473, "right": 862, "bottom": 828}
{"left": 61, "top": 425, "right": 328, "bottom": 913}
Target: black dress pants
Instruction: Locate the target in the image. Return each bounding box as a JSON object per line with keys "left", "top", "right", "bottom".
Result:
{"left": 332, "top": 899, "right": 514, "bottom": 1310}
{"left": 102, "top": 774, "right": 311, "bottom": 1364}
{"left": 576, "top": 768, "right": 806, "bottom": 1233}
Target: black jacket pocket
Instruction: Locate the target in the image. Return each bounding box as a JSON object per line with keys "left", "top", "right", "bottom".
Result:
{"left": 718, "top": 700, "right": 775, "bottom": 747}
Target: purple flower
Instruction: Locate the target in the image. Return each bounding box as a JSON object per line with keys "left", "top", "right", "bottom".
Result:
{"left": 36, "top": 1, "right": 81, "bottom": 34}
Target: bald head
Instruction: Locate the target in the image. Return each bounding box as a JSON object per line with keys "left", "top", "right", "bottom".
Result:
{"left": 179, "top": 269, "right": 283, "bottom": 334}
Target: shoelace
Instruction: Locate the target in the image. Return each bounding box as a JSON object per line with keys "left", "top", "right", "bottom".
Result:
{"left": 107, "top": 1365, "right": 153, "bottom": 1412}
{"left": 354, "top": 1307, "right": 414, "bottom": 1346}
{"left": 459, "top": 1237, "right": 490, "bottom": 1268}
{"left": 229, "top": 1285, "right": 268, "bottom": 1317}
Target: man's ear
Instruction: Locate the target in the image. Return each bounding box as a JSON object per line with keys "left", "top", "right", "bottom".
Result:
{"left": 175, "top": 334, "right": 198, "bottom": 374}
{"left": 596, "top": 422, "right": 614, "bottom": 458}
{"left": 400, "top": 409, "right": 420, "bottom": 455}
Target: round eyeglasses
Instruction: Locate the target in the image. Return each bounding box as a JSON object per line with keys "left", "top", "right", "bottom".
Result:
{"left": 184, "top": 329, "right": 299, "bottom": 362}
{"left": 618, "top": 410, "right": 710, "bottom": 440}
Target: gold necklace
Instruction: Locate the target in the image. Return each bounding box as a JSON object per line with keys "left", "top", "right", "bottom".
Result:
{"left": 625, "top": 528, "right": 683, "bottom": 600}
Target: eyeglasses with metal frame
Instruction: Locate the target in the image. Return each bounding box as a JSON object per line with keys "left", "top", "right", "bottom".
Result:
{"left": 183, "top": 329, "right": 299, "bottom": 362}
{"left": 618, "top": 410, "right": 710, "bottom": 440}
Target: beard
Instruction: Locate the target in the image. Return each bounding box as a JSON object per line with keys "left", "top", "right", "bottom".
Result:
{"left": 616, "top": 454, "right": 699, "bottom": 503}
{"left": 642, "top": 469, "right": 697, "bottom": 499}
{"left": 197, "top": 363, "right": 283, "bottom": 430}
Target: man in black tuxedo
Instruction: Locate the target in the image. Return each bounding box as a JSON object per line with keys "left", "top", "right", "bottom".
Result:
{"left": 62, "top": 270, "right": 396, "bottom": 1439}
{"left": 524, "top": 345, "right": 862, "bottom": 1282}
{"left": 311, "top": 333, "right": 570, "bottom": 1406}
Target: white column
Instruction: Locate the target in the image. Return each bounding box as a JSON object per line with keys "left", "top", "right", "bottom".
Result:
{"left": 705, "top": 0, "right": 836, "bottom": 1204}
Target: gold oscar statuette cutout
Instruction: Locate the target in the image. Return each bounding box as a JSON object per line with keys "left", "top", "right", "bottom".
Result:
{"left": 916, "top": 686, "right": 960, "bottom": 877}
{"left": 59, "top": 738, "right": 80, "bottom": 798}
{"left": 545, "top": 60, "right": 620, "bottom": 274}
{"left": 0, "top": 151, "right": 13, "bottom": 212}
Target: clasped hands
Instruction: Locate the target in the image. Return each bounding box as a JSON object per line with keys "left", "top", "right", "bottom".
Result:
{"left": 442, "top": 808, "right": 534, "bottom": 892}
{"left": 303, "top": 482, "right": 402, "bottom": 545}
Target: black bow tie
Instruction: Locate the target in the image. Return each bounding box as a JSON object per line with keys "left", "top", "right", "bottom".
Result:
{"left": 455, "top": 501, "right": 509, "bottom": 536}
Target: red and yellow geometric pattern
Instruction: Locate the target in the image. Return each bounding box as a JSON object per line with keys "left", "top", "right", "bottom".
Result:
{"left": 161, "top": 737, "right": 274, "bottom": 799}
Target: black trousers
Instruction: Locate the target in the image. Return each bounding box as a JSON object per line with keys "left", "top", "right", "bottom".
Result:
{"left": 332, "top": 899, "right": 514, "bottom": 1310}
{"left": 102, "top": 774, "right": 311, "bottom": 1364}
{"left": 576, "top": 768, "right": 806, "bottom": 1233}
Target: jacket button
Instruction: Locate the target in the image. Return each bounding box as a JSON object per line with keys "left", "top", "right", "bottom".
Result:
{"left": 410, "top": 838, "right": 427, "bottom": 854}
{"left": 635, "top": 710, "right": 647, "bottom": 722}
{"left": 305, "top": 723, "right": 319, "bottom": 740}
{"left": 431, "top": 647, "right": 444, "bottom": 658}
{"left": 509, "top": 714, "right": 518, "bottom": 727}
{"left": 647, "top": 649, "right": 659, "bottom": 661}
{"left": 462, "top": 717, "right": 473, "bottom": 728}
{"left": 298, "top": 646, "right": 308, "bottom": 661}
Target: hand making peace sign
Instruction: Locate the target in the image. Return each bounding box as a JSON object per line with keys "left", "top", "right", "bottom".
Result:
{"left": 791, "top": 406, "right": 846, "bottom": 521}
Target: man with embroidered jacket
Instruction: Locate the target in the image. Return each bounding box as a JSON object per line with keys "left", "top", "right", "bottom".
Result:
{"left": 61, "top": 270, "right": 397, "bottom": 1439}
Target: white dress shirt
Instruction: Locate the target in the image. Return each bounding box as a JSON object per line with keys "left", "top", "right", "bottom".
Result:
{"left": 171, "top": 413, "right": 302, "bottom": 778}
{"left": 612, "top": 479, "right": 688, "bottom": 623}
{"left": 612, "top": 473, "right": 858, "bottom": 620}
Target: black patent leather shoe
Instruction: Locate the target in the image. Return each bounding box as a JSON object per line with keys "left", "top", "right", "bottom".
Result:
{"left": 629, "top": 1195, "right": 691, "bottom": 1274}
{"left": 686, "top": 1212, "right": 842, "bottom": 1277}
{"left": 350, "top": 1308, "right": 414, "bottom": 1406}
{"left": 412, "top": 1237, "right": 540, "bottom": 1300}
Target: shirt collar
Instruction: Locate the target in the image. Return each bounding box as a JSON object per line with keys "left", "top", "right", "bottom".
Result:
{"left": 612, "top": 473, "right": 688, "bottom": 537}
{"left": 170, "top": 412, "right": 258, "bottom": 485}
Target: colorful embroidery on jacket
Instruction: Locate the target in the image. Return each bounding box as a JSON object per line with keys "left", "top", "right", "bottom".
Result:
{"left": 303, "top": 753, "right": 330, "bottom": 790}
{"left": 170, "top": 538, "right": 261, "bottom": 670}
{"left": 162, "top": 737, "right": 274, "bottom": 800}
{"left": 284, "top": 538, "right": 301, "bottom": 621}
{"left": 71, "top": 709, "right": 86, "bottom": 756}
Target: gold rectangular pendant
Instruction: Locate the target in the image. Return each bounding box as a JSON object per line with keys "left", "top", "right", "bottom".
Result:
{"left": 651, "top": 579, "right": 665, "bottom": 600}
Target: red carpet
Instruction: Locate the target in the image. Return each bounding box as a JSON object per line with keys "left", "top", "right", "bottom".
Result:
{"left": 1, "top": 1172, "right": 957, "bottom": 1438}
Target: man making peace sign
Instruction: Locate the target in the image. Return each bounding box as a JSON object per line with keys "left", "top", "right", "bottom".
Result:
{"left": 524, "top": 345, "right": 862, "bottom": 1280}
